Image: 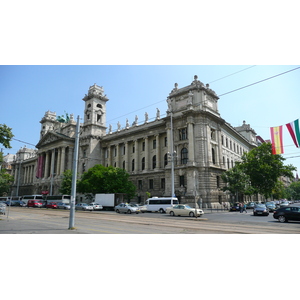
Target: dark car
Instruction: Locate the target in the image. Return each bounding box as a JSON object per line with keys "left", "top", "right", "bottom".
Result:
{"left": 265, "top": 202, "right": 276, "bottom": 212}
{"left": 229, "top": 203, "right": 240, "bottom": 211}
{"left": 273, "top": 206, "right": 300, "bottom": 223}
{"left": 253, "top": 204, "right": 269, "bottom": 216}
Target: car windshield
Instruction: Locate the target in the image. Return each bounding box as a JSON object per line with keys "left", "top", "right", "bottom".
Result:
{"left": 185, "top": 205, "right": 192, "bottom": 209}
{"left": 256, "top": 204, "right": 266, "bottom": 208}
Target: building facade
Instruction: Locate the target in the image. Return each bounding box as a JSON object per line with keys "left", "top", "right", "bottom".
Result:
{"left": 11, "top": 76, "right": 258, "bottom": 206}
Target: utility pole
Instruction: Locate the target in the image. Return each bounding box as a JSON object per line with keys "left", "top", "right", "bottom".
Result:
{"left": 69, "top": 115, "right": 80, "bottom": 229}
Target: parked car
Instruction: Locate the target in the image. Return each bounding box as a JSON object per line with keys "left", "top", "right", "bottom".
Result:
{"left": 75, "top": 203, "right": 93, "bottom": 211}
{"left": 130, "top": 203, "right": 147, "bottom": 213}
{"left": 46, "top": 202, "right": 58, "bottom": 209}
{"left": 280, "top": 201, "right": 289, "bottom": 207}
{"left": 19, "top": 201, "right": 27, "bottom": 207}
{"left": 57, "top": 202, "right": 71, "bottom": 210}
{"left": 273, "top": 206, "right": 300, "bottom": 223}
{"left": 166, "top": 204, "right": 204, "bottom": 217}
{"left": 229, "top": 203, "right": 240, "bottom": 211}
{"left": 28, "top": 200, "right": 43, "bottom": 208}
{"left": 0, "top": 203, "right": 6, "bottom": 215}
{"left": 246, "top": 202, "right": 256, "bottom": 209}
{"left": 89, "top": 202, "right": 103, "bottom": 210}
{"left": 253, "top": 204, "right": 269, "bottom": 216}
{"left": 265, "top": 201, "right": 276, "bottom": 212}
{"left": 115, "top": 203, "right": 140, "bottom": 214}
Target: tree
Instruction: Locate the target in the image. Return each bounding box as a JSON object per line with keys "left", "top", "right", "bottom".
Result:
{"left": 0, "top": 124, "right": 14, "bottom": 149}
{"left": 240, "top": 143, "right": 296, "bottom": 199}
{"left": 77, "top": 164, "right": 136, "bottom": 200}
{"left": 221, "top": 163, "right": 254, "bottom": 202}
{"left": 0, "top": 169, "right": 14, "bottom": 196}
{"left": 286, "top": 181, "right": 300, "bottom": 200}
{"left": 59, "top": 170, "right": 74, "bottom": 195}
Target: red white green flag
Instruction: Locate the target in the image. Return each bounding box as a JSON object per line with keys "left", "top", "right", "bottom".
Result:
{"left": 286, "top": 119, "right": 300, "bottom": 148}
{"left": 270, "top": 125, "right": 284, "bottom": 154}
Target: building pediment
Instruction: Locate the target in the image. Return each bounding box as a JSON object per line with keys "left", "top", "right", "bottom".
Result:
{"left": 36, "top": 131, "right": 74, "bottom": 149}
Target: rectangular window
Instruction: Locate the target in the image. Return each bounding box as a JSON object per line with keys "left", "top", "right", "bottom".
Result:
{"left": 179, "top": 175, "right": 184, "bottom": 187}
{"left": 164, "top": 137, "right": 168, "bottom": 147}
{"left": 161, "top": 178, "right": 165, "bottom": 189}
{"left": 153, "top": 139, "right": 156, "bottom": 149}
{"left": 179, "top": 128, "right": 187, "bottom": 140}
{"left": 138, "top": 180, "right": 142, "bottom": 190}
{"left": 142, "top": 141, "right": 145, "bottom": 151}
{"left": 149, "top": 179, "right": 154, "bottom": 189}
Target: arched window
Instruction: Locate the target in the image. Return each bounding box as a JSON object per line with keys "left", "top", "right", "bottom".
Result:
{"left": 122, "top": 161, "right": 125, "bottom": 170}
{"left": 152, "top": 155, "right": 156, "bottom": 169}
{"left": 181, "top": 148, "right": 188, "bottom": 164}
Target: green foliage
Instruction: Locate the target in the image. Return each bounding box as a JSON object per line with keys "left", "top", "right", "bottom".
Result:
{"left": 59, "top": 170, "right": 74, "bottom": 195}
{"left": 77, "top": 164, "right": 136, "bottom": 199}
{"left": 0, "top": 169, "right": 14, "bottom": 196}
{"left": 240, "top": 143, "right": 296, "bottom": 199}
{"left": 286, "top": 181, "right": 300, "bottom": 200}
{"left": 0, "top": 124, "right": 14, "bottom": 149}
{"left": 221, "top": 163, "right": 255, "bottom": 200}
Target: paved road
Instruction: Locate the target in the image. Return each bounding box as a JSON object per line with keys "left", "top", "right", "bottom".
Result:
{"left": 1, "top": 206, "right": 299, "bottom": 234}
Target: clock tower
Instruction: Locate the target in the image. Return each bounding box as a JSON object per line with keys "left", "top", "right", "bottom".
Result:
{"left": 80, "top": 84, "right": 109, "bottom": 172}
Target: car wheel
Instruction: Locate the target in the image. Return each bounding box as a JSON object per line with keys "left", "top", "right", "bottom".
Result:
{"left": 278, "top": 215, "right": 287, "bottom": 223}
{"left": 127, "top": 210, "right": 132, "bottom": 214}
{"left": 189, "top": 212, "right": 195, "bottom": 217}
{"left": 159, "top": 208, "right": 164, "bottom": 213}
{"left": 170, "top": 211, "right": 175, "bottom": 216}
{"left": 116, "top": 209, "right": 120, "bottom": 213}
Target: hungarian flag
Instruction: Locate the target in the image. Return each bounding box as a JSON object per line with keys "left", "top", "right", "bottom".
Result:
{"left": 286, "top": 119, "right": 300, "bottom": 148}
{"left": 270, "top": 125, "right": 284, "bottom": 154}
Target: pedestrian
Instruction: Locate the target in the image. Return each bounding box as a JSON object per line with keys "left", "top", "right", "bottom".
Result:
{"left": 243, "top": 203, "right": 247, "bottom": 213}
{"left": 239, "top": 202, "right": 243, "bottom": 213}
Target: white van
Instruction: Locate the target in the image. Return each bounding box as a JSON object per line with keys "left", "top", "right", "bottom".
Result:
{"left": 146, "top": 197, "right": 179, "bottom": 213}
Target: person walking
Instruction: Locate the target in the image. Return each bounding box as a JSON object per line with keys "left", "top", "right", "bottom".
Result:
{"left": 243, "top": 203, "right": 247, "bottom": 213}
{"left": 239, "top": 202, "right": 243, "bottom": 213}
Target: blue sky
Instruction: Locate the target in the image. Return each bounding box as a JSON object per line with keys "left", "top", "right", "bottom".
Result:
{"left": 1, "top": 65, "right": 299, "bottom": 175}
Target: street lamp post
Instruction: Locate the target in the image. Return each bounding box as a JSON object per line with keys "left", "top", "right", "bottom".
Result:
{"left": 69, "top": 115, "right": 80, "bottom": 230}
{"left": 167, "top": 98, "right": 175, "bottom": 199}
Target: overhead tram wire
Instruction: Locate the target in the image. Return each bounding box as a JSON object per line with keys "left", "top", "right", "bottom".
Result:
{"left": 107, "top": 67, "right": 258, "bottom": 124}
{"left": 218, "top": 66, "right": 300, "bottom": 97}
{"left": 208, "top": 65, "right": 256, "bottom": 84}
{"left": 12, "top": 138, "right": 36, "bottom": 147}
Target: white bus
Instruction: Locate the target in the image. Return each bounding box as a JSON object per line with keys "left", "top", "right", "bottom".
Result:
{"left": 146, "top": 197, "right": 179, "bottom": 213}
{"left": 21, "top": 195, "right": 44, "bottom": 204}
{"left": 44, "top": 195, "right": 71, "bottom": 204}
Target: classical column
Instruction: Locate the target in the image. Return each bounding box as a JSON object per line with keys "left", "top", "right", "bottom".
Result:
{"left": 144, "top": 137, "right": 149, "bottom": 170}
{"left": 56, "top": 147, "right": 61, "bottom": 175}
{"left": 156, "top": 134, "right": 160, "bottom": 169}
{"left": 187, "top": 120, "right": 195, "bottom": 164}
{"left": 60, "top": 147, "right": 66, "bottom": 174}
{"left": 134, "top": 140, "right": 139, "bottom": 172}
{"left": 125, "top": 142, "right": 129, "bottom": 172}
{"left": 44, "top": 151, "right": 50, "bottom": 178}
{"left": 67, "top": 147, "right": 73, "bottom": 170}
{"left": 50, "top": 149, "right": 55, "bottom": 176}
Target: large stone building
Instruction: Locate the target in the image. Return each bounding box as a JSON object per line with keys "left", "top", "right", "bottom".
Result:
{"left": 11, "top": 76, "right": 258, "bottom": 206}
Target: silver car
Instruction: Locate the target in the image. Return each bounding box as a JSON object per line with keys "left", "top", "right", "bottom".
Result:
{"left": 115, "top": 203, "right": 140, "bottom": 214}
{"left": 89, "top": 202, "right": 103, "bottom": 210}
{"left": 57, "top": 202, "right": 71, "bottom": 210}
{"left": 75, "top": 203, "right": 93, "bottom": 211}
